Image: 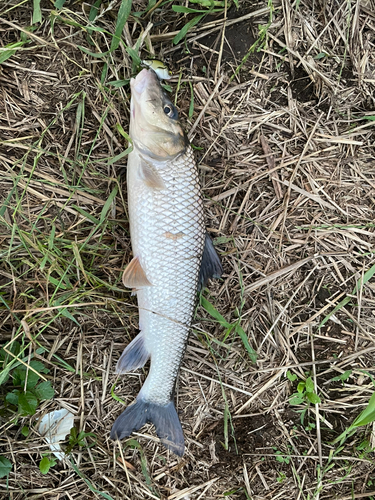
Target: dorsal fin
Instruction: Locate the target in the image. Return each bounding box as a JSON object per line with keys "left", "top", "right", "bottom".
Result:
{"left": 122, "top": 256, "right": 152, "bottom": 288}
{"left": 198, "top": 234, "right": 223, "bottom": 291}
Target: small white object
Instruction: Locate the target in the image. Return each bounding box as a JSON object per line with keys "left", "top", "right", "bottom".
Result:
{"left": 141, "top": 59, "right": 172, "bottom": 80}
{"left": 38, "top": 409, "right": 75, "bottom": 460}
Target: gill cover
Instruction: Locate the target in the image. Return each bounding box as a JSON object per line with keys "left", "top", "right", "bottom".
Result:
{"left": 130, "top": 69, "right": 188, "bottom": 160}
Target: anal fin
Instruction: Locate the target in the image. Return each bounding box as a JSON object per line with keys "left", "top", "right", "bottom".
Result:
{"left": 122, "top": 256, "right": 152, "bottom": 288}
{"left": 198, "top": 233, "right": 223, "bottom": 291}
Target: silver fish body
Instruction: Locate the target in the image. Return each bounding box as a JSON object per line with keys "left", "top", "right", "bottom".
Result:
{"left": 111, "top": 69, "right": 222, "bottom": 455}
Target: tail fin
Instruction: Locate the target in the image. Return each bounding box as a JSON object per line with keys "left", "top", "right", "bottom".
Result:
{"left": 110, "top": 398, "right": 184, "bottom": 456}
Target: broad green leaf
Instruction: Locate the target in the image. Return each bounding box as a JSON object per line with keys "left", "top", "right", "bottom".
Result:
{"left": 33, "top": 381, "right": 55, "bottom": 400}
{"left": 33, "top": 0, "right": 42, "bottom": 23}
{"left": 6, "top": 390, "right": 19, "bottom": 406}
{"left": 306, "top": 392, "right": 321, "bottom": 404}
{"left": 54, "top": 0, "right": 67, "bottom": 7}
{"left": 289, "top": 395, "right": 304, "bottom": 405}
{"left": 362, "top": 116, "right": 375, "bottom": 121}
{"left": 305, "top": 377, "right": 314, "bottom": 393}
{"left": 39, "top": 456, "right": 56, "bottom": 474}
{"left": 18, "top": 391, "right": 38, "bottom": 416}
{"left": 21, "top": 426, "right": 29, "bottom": 437}
{"left": 110, "top": 0, "right": 132, "bottom": 52}
{"left": 286, "top": 371, "right": 297, "bottom": 382}
{"left": 0, "top": 456, "right": 12, "bottom": 478}
{"left": 297, "top": 381, "right": 305, "bottom": 393}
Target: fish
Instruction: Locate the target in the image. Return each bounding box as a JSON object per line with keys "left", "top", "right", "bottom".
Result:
{"left": 141, "top": 59, "right": 172, "bottom": 80}
{"left": 110, "top": 68, "right": 223, "bottom": 456}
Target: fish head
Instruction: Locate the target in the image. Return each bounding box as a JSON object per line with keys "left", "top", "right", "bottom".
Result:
{"left": 130, "top": 69, "right": 188, "bottom": 160}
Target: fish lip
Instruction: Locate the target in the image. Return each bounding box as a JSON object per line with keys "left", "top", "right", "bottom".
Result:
{"left": 131, "top": 68, "right": 159, "bottom": 95}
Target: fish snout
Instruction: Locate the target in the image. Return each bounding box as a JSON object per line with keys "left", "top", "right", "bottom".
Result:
{"left": 131, "top": 68, "right": 158, "bottom": 95}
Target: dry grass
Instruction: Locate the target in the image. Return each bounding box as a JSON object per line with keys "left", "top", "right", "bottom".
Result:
{"left": 1, "top": 0, "right": 375, "bottom": 498}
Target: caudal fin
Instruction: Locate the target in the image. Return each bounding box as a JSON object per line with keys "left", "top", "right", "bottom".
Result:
{"left": 110, "top": 398, "right": 184, "bottom": 456}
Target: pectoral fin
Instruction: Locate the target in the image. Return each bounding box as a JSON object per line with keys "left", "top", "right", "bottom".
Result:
{"left": 139, "top": 157, "right": 165, "bottom": 189}
{"left": 122, "top": 256, "right": 152, "bottom": 288}
{"left": 198, "top": 234, "right": 223, "bottom": 291}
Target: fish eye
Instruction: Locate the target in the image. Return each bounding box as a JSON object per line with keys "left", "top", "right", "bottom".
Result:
{"left": 164, "top": 104, "right": 177, "bottom": 119}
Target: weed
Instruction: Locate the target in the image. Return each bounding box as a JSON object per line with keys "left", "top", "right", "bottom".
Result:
{"left": 277, "top": 471, "right": 287, "bottom": 483}
{"left": 66, "top": 427, "right": 97, "bottom": 453}
{"left": 289, "top": 376, "right": 321, "bottom": 406}
{"left": 1, "top": 341, "right": 54, "bottom": 420}
{"left": 39, "top": 455, "right": 57, "bottom": 475}
{"left": 0, "top": 456, "right": 12, "bottom": 479}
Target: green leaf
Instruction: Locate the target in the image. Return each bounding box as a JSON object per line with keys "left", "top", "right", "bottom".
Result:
{"left": 39, "top": 456, "right": 56, "bottom": 474}
{"left": 305, "top": 377, "right": 314, "bottom": 393}
{"left": 89, "top": 0, "right": 102, "bottom": 21}
{"left": 0, "top": 42, "right": 25, "bottom": 64}
{"left": 297, "top": 381, "right": 305, "bottom": 393}
{"left": 200, "top": 296, "right": 230, "bottom": 327}
{"left": 71, "top": 205, "right": 100, "bottom": 224}
{"left": 21, "top": 426, "right": 29, "bottom": 437}
{"left": 331, "top": 370, "right": 352, "bottom": 382}
{"left": 0, "top": 456, "right": 12, "bottom": 478}
{"left": 188, "top": 81, "right": 194, "bottom": 118}
{"left": 172, "top": 5, "right": 222, "bottom": 13}
{"left": 33, "top": 0, "right": 42, "bottom": 23}
{"left": 107, "top": 79, "right": 130, "bottom": 88}
{"left": 289, "top": 395, "right": 304, "bottom": 405}
{"left": 33, "top": 381, "right": 55, "bottom": 400}
{"left": 6, "top": 390, "right": 19, "bottom": 406}
{"left": 99, "top": 185, "right": 118, "bottom": 224}
{"left": 111, "top": 0, "right": 132, "bottom": 52}
{"left": 352, "top": 392, "right": 375, "bottom": 427}
{"left": 235, "top": 324, "right": 257, "bottom": 363}
{"left": 306, "top": 392, "right": 321, "bottom": 404}
{"left": 54, "top": 0, "right": 67, "bottom": 7}
{"left": 286, "top": 370, "right": 297, "bottom": 382}
{"left": 362, "top": 116, "right": 375, "bottom": 121}
{"left": 18, "top": 391, "right": 38, "bottom": 416}
{"left": 173, "top": 15, "right": 204, "bottom": 45}
{"left": 107, "top": 145, "right": 133, "bottom": 166}
{"left": 314, "top": 52, "right": 328, "bottom": 59}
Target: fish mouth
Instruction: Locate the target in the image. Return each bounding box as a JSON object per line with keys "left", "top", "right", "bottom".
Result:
{"left": 131, "top": 68, "right": 159, "bottom": 95}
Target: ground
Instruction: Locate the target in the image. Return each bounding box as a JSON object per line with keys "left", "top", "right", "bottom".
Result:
{"left": 1, "top": 0, "right": 375, "bottom": 498}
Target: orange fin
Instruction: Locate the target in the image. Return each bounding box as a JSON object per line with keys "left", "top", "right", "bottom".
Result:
{"left": 122, "top": 257, "right": 152, "bottom": 288}
{"left": 139, "top": 157, "right": 165, "bottom": 189}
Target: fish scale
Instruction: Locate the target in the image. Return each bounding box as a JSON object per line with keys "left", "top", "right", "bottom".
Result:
{"left": 110, "top": 68, "right": 222, "bottom": 456}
